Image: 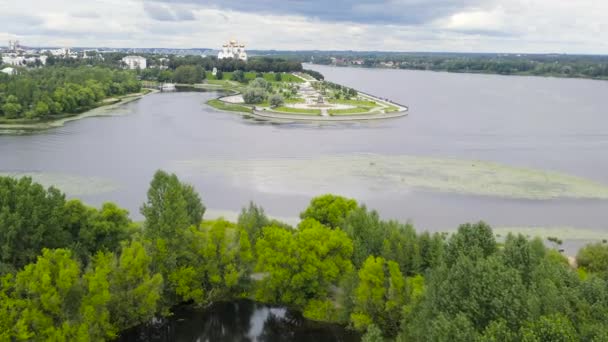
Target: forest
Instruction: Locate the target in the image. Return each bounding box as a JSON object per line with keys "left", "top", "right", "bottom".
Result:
{"left": 1, "top": 173, "right": 608, "bottom": 341}
{"left": 0, "top": 67, "right": 141, "bottom": 120}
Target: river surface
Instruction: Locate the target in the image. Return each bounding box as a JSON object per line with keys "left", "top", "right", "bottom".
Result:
{"left": 117, "top": 300, "right": 359, "bottom": 342}
{"left": 1, "top": 66, "right": 608, "bottom": 252}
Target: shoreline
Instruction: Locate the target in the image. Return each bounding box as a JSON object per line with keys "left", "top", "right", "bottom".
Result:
{"left": 208, "top": 76, "right": 409, "bottom": 122}
{"left": 0, "top": 90, "right": 157, "bottom": 132}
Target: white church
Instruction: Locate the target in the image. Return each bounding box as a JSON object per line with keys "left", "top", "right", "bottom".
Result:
{"left": 218, "top": 40, "right": 248, "bottom": 61}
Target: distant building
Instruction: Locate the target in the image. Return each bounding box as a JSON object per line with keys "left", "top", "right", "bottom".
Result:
{"left": 122, "top": 56, "right": 147, "bottom": 70}
{"left": 218, "top": 40, "right": 247, "bottom": 61}
{"left": 1, "top": 67, "right": 16, "bottom": 75}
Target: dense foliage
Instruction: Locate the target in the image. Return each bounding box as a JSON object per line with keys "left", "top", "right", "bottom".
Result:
{"left": 0, "top": 66, "right": 141, "bottom": 120}
{"left": 2, "top": 175, "right": 608, "bottom": 341}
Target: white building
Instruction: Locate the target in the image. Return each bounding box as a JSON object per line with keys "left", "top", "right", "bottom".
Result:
{"left": 1, "top": 54, "right": 46, "bottom": 66}
{"left": 1, "top": 67, "right": 16, "bottom": 75}
{"left": 217, "top": 40, "right": 247, "bottom": 61}
{"left": 122, "top": 56, "right": 147, "bottom": 70}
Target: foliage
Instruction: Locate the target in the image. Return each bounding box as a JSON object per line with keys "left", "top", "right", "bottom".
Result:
{"left": 350, "top": 256, "right": 407, "bottom": 337}
{"left": 300, "top": 194, "right": 358, "bottom": 228}
{"left": 255, "top": 220, "right": 353, "bottom": 310}
{"left": 173, "top": 65, "right": 205, "bottom": 84}
{"left": 269, "top": 94, "right": 284, "bottom": 108}
{"left": 243, "top": 87, "right": 268, "bottom": 104}
{"left": 3, "top": 173, "right": 608, "bottom": 341}
{"left": 0, "top": 176, "right": 132, "bottom": 271}
{"left": 140, "top": 170, "right": 205, "bottom": 243}
{"left": 0, "top": 66, "right": 141, "bottom": 120}
{"left": 231, "top": 70, "right": 246, "bottom": 83}
{"left": 577, "top": 242, "right": 608, "bottom": 275}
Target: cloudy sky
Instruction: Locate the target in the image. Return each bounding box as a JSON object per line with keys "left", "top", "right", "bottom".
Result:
{"left": 1, "top": 0, "right": 607, "bottom": 54}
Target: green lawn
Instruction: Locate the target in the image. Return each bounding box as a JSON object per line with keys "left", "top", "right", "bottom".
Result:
{"left": 328, "top": 107, "right": 371, "bottom": 115}
{"left": 272, "top": 106, "right": 321, "bottom": 115}
{"left": 328, "top": 99, "right": 378, "bottom": 109}
{"left": 206, "top": 99, "right": 252, "bottom": 114}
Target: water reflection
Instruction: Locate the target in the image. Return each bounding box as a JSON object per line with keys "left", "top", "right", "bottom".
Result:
{"left": 117, "top": 300, "right": 360, "bottom": 342}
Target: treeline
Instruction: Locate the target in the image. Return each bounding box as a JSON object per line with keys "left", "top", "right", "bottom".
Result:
{"left": 2, "top": 174, "right": 608, "bottom": 341}
{"left": 307, "top": 53, "right": 608, "bottom": 79}
{"left": 165, "top": 56, "right": 302, "bottom": 73}
{"left": 0, "top": 66, "right": 141, "bottom": 120}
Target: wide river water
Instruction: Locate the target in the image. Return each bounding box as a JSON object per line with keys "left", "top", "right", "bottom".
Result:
{"left": 1, "top": 65, "right": 608, "bottom": 252}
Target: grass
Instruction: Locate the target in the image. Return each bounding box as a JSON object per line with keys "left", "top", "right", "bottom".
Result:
{"left": 206, "top": 99, "right": 252, "bottom": 114}
{"left": 328, "top": 107, "right": 371, "bottom": 115}
{"left": 272, "top": 106, "right": 321, "bottom": 115}
{"left": 329, "top": 99, "right": 377, "bottom": 109}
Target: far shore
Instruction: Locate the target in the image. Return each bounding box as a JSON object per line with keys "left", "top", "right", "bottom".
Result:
{"left": 0, "top": 89, "right": 157, "bottom": 132}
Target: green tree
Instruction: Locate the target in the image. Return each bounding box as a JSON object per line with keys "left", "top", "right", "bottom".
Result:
{"left": 0, "top": 176, "right": 70, "bottom": 270}
{"left": 140, "top": 170, "right": 204, "bottom": 243}
{"left": 231, "top": 70, "right": 246, "bottom": 83}
{"left": 269, "top": 94, "right": 284, "bottom": 107}
{"left": 577, "top": 242, "right": 608, "bottom": 275}
{"left": 446, "top": 222, "right": 497, "bottom": 264}
{"left": 351, "top": 256, "right": 406, "bottom": 337}
{"left": 300, "top": 194, "right": 358, "bottom": 229}
{"left": 520, "top": 314, "right": 577, "bottom": 342}
{"left": 255, "top": 221, "right": 353, "bottom": 310}
{"left": 237, "top": 202, "right": 270, "bottom": 245}
{"left": 108, "top": 241, "right": 163, "bottom": 330}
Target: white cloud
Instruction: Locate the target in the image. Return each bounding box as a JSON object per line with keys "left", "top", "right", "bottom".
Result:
{"left": 0, "top": 0, "right": 606, "bottom": 53}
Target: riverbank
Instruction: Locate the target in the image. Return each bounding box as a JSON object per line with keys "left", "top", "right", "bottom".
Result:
{"left": 0, "top": 90, "right": 156, "bottom": 133}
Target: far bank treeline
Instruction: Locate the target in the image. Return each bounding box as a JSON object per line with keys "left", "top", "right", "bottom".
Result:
{"left": 291, "top": 52, "right": 608, "bottom": 79}
{"left": 2, "top": 174, "right": 608, "bottom": 341}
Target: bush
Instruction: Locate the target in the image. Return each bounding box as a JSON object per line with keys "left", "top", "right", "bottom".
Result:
{"left": 269, "top": 94, "right": 284, "bottom": 108}
{"left": 243, "top": 87, "right": 267, "bottom": 104}
{"left": 249, "top": 77, "right": 269, "bottom": 90}
{"left": 231, "top": 70, "right": 246, "bottom": 83}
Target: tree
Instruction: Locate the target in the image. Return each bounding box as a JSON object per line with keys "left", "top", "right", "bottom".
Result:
{"left": 269, "top": 94, "right": 284, "bottom": 108}
{"left": 520, "top": 314, "right": 577, "bottom": 342}
{"left": 108, "top": 241, "right": 163, "bottom": 331}
{"left": 140, "top": 170, "right": 204, "bottom": 243}
{"left": 446, "top": 222, "right": 497, "bottom": 264}
{"left": 577, "top": 242, "right": 608, "bottom": 275}
{"left": 0, "top": 176, "right": 70, "bottom": 270}
{"left": 274, "top": 73, "right": 283, "bottom": 82}
{"left": 350, "top": 256, "right": 406, "bottom": 337}
{"left": 300, "top": 194, "right": 358, "bottom": 229}
{"left": 237, "top": 202, "right": 270, "bottom": 244}
{"left": 231, "top": 70, "right": 246, "bottom": 83}
{"left": 249, "top": 77, "right": 269, "bottom": 90}
{"left": 243, "top": 87, "right": 267, "bottom": 104}
{"left": 255, "top": 221, "right": 353, "bottom": 310}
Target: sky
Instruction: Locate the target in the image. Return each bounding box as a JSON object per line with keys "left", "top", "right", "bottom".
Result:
{"left": 1, "top": 0, "right": 607, "bottom": 54}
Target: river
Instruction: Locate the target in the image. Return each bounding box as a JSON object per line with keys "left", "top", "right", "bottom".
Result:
{"left": 1, "top": 66, "right": 607, "bottom": 253}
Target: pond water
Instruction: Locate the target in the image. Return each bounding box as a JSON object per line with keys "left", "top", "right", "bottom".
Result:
{"left": 1, "top": 66, "right": 607, "bottom": 253}
{"left": 117, "top": 300, "right": 359, "bottom": 342}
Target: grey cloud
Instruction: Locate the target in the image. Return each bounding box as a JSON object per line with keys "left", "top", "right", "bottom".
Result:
{"left": 0, "top": 14, "right": 44, "bottom": 35}
{"left": 143, "top": 2, "right": 196, "bottom": 22}
{"left": 148, "top": 0, "right": 489, "bottom": 25}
